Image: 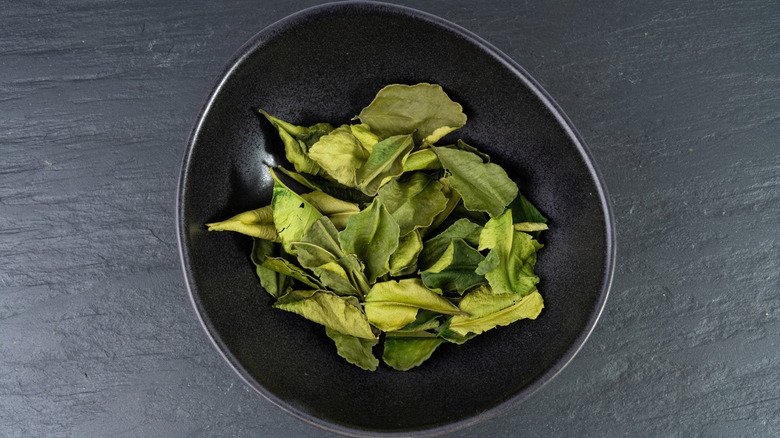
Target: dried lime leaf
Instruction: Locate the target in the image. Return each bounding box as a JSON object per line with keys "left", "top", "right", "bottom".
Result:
{"left": 355, "top": 133, "right": 415, "bottom": 196}
{"left": 338, "top": 198, "right": 400, "bottom": 284}
{"left": 274, "top": 289, "right": 376, "bottom": 339}
{"left": 477, "top": 210, "right": 543, "bottom": 296}
{"left": 308, "top": 125, "right": 370, "bottom": 187}
{"left": 205, "top": 205, "right": 278, "bottom": 241}
{"left": 447, "top": 287, "right": 544, "bottom": 337}
{"left": 377, "top": 172, "right": 448, "bottom": 236}
{"left": 270, "top": 169, "right": 323, "bottom": 255}
{"left": 382, "top": 334, "right": 444, "bottom": 371}
{"left": 364, "top": 278, "right": 464, "bottom": 332}
{"left": 421, "top": 238, "right": 486, "bottom": 295}
{"left": 300, "top": 190, "right": 360, "bottom": 230}
{"left": 388, "top": 230, "right": 423, "bottom": 277}
{"left": 326, "top": 327, "right": 379, "bottom": 371}
{"left": 357, "top": 83, "right": 466, "bottom": 145}
{"left": 260, "top": 110, "right": 332, "bottom": 175}
{"left": 434, "top": 146, "right": 519, "bottom": 218}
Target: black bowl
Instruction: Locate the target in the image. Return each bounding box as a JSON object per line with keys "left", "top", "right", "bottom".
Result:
{"left": 176, "top": 1, "right": 615, "bottom": 436}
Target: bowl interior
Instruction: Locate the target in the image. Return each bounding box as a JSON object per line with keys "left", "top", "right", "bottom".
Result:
{"left": 178, "top": 2, "right": 614, "bottom": 436}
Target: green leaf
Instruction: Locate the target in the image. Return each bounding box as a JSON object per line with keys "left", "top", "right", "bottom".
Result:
{"left": 388, "top": 230, "right": 423, "bottom": 277}
{"left": 397, "top": 309, "right": 441, "bottom": 332}
{"left": 250, "top": 238, "right": 291, "bottom": 298}
{"left": 357, "top": 83, "right": 467, "bottom": 145}
{"left": 476, "top": 250, "right": 499, "bottom": 276}
{"left": 276, "top": 166, "right": 373, "bottom": 206}
{"left": 364, "top": 278, "right": 464, "bottom": 332}
{"left": 349, "top": 123, "right": 381, "bottom": 152}
{"left": 338, "top": 198, "right": 400, "bottom": 284}
{"left": 308, "top": 125, "right": 370, "bottom": 187}
{"left": 402, "top": 142, "right": 488, "bottom": 174}
{"left": 355, "top": 133, "right": 415, "bottom": 196}
{"left": 513, "top": 222, "right": 549, "bottom": 232}
{"left": 297, "top": 216, "right": 344, "bottom": 258}
{"left": 433, "top": 146, "right": 519, "bottom": 218}
{"left": 427, "top": 177, "right": 461, "bottom": 233}
{"left": 476, "top": 210, "right": 543, "bottom": 296}
{"left": 382, "top": 334, "right": 444, "bottom": 371}
{"left": 294, "top": 240, "right": 341, "bottom": 272}
{"left": 508, "top": 191, "right": 547, "bottom": 224}
{"left": 377, "top": 172, "right": 448, "bottom": 236}
{"left": 205, "top": 205, "right": 279, "bottom": 241}
{"left": 204, "top": 189, "right": 362, "bottom": 238}
{"left": 447, "top": 286, "right": 544, "bottom": 337}
{"left": 336, "top": 255, "right": 372, "bottom": 298}
{"left": 448, "top": 200, "right": 489, "bottom": 227}
{"left": 270, "top": 169, "right": 323, "bottom": 255}
{"left": 310, "top": 257, "right": 367, "bottom": 298}
{"left": 417, "top": 218, "right": 483, "bottom": 271}
{"left": 294, "top": 217, "right": 370, "bottom": 298}
{"left": 260, "top": 110, "right": 332, "bottom": 175}
{"left": 300, "top": 190, "right": 360, "bottom": 230}
{"left": 252, "top": 236, "right": 321, "bottom": 291}
{"left": 260, "top": 255, "right": 321, "bottom": 289}
{"left": 403, "top": 148, "right": 441, "bottom": 172}
{"left": 451, "top": 139, "right": 491, "bottom": 162}
{"left": 421, "top": 238, "right": 486, "bottom": 295}
{"left": 508, "top": 191, "right": 548, "bottom": 237}
{"left": 273, "top": 289, "right": 376, "bottom": 339}
{"left": 437, "top": 323, "right": 477, "bottom": 345}
{"left": 325, "top": 327, "right": 379, "bottom": 371}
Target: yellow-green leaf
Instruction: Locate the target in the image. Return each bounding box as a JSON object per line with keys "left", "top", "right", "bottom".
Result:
{"left": 308, "top": 125, "right": 370, "bottom": 187}
{"left": 476, "top": 210, "right": 543, "bottom": 296}
{"left": 326, "top": 327, "right": 379, "bottom": 371}
{"left": 508, "top": 192, "right": 549, "bottom": 238}
{"left": 293, "top": 216, "right": 344, "bottom": 265}
{"left": 338, "top": 198, "right": 400, "bottom": 284}
{"left": 300, "top": 190, "right": 360, "bottom": 230}
{"left": 421, "top": 238, "right": 486, "bottom": 295}
{"left": 388, "top": 230, "right": 423, "bottom": 277}
{"left": 251, "top": 238, "right": 320, "bottom": 293}
{"left": 357, "top": 83, "right": 467, "bottom": 145}
{"left": 260, "top": 110, "right": 332, "bottom": 175}
{"left": 349, "top": 123, "right": 381, "bottom": 152}
{"left": 377, "top": 172, "right": 448, "bottom": 236}
{"left": 427, "top": 177, "right": 462, "bottom": 234}
{"left": 403, "top": 148, "right": 441, "bottom": 172}
{"left": 273, "top": 289, "right": 376, "bottom": 339}
{"left": 364, "top": 278, "right": 464, "bottom": 332}
{"left": 276, "top": 166, "right": 373, "bottom": 206}
{"left": 205, "top": 205, "right": 279, "bottom": 241}
{"left": 434, "top": 146, "right": 518, "bottom": 218}
{"left": 447, "top": 287, "right": 544, "bottom": 337}
{"left": 250, "top": 238, "right": 291, "bottom": 298}
{"left": 293, "top": 217, "right": 370, "bottom": 298}
{"left": 355, "top": 133, "right": 415, "bottom": 196}
{"left": 513, "top": 222, "right": 549, "bottom": 232}
{"left": 382, "top": 334, "right": 444, "bottom": 371}
{"left": 417, "top": 218, "right": 482, "bottom": 271}
{"left": 270, "top": 169, "right": 323, "bottom": 255}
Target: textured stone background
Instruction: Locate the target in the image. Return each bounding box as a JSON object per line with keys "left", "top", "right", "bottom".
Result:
{"left": 1, "top": 0, "right": 778, "bottom": 436}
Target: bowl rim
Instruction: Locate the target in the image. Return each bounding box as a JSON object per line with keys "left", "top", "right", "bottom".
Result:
{"left": 175, "top": 1, "right": 616, "bottom": 436}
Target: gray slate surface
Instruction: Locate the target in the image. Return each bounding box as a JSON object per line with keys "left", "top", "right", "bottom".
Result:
{"left": 2, "top": 0, "right": 778, "bottom": 436}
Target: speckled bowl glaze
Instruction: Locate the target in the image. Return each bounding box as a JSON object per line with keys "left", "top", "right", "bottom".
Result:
{"left": 176, "top": 1, "right": 615, "bottom": 436}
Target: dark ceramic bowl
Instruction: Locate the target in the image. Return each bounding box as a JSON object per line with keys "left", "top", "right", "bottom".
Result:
{"left": 177, "top": 1, "right": 615, "bottom": 436}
